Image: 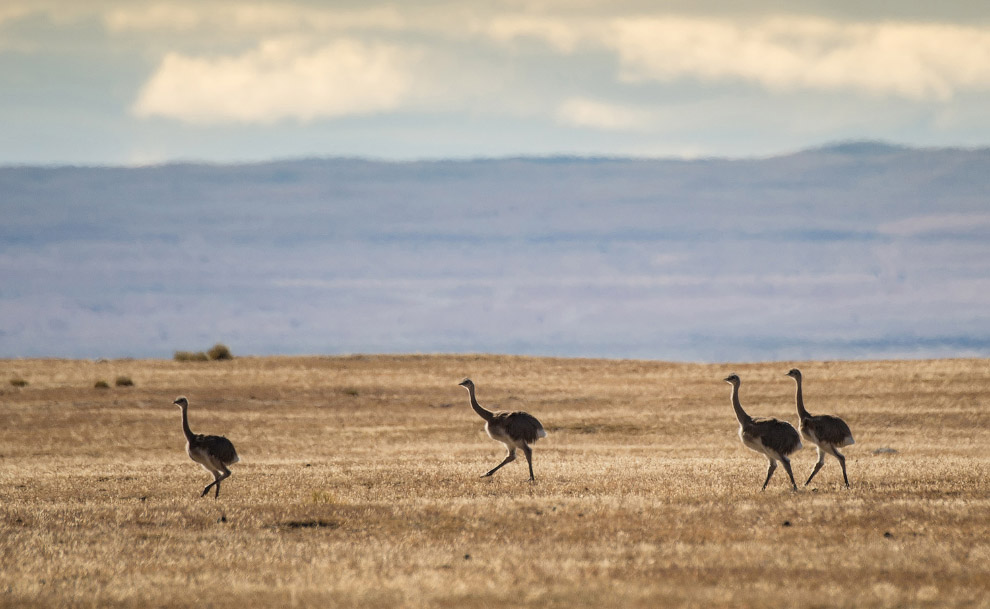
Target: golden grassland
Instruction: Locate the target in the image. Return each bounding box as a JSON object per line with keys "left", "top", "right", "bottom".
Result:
{"left": 2, "top": 354, "right": 990, "bottom": 608}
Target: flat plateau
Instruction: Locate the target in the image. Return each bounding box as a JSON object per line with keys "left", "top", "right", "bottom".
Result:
{"left": 2, "top": 355, "right": 988, "bottom": 608}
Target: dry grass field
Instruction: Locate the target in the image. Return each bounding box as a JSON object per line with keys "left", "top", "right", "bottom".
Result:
{"left": 2, "top": 355, "right": 990, "bottom": 608}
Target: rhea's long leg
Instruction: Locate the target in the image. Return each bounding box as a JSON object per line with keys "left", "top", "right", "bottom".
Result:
{"left": 832, "top": 448, "right": 849, "bottom": 488}
{"left": 201, "top": 470, "right": 221, "bottom": 497}
{"left": 805, "top": 448, "right": 826, "bottom": 486}
{"left": 781, "top": 457, "right": 798, "bottom": 491}
{"left": 213, "top": 466, "right": 232, "bottom": 499}
{"left": 522, "top": 444, "right": 535, "bottom": 481}
{"left": 483, "top": 449, "right": 516, "bottom": 477}
{"left": 761, "top": 459, "right": 777, "bottom": 491}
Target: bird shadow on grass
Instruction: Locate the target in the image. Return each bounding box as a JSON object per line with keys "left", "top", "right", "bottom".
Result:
{"left": 275, "top": 519, "right": 341, "bottom": 530}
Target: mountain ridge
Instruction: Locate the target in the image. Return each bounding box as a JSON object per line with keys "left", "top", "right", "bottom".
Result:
{"left": 1, "top": 143, "right": 988, "bottom": 361}
{"left": 5, "top": 140, "right": 988, "bottom": 171}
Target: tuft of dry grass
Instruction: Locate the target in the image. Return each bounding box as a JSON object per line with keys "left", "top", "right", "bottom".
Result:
{"left": 1, "top": 355, "right": 990, "bottom": 608}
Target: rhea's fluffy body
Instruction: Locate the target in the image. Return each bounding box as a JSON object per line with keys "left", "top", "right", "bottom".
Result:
{"left": 458, "top": 378, "right": 547, "bottom": 481}
{"left": 724, "top": 374, "right": 803, "bottom": 491}
{"left": 173, "top": 396, "right": 240, "bottom": 499}
{"left": 786, "top": 368, "right": 855, "bottom": 487}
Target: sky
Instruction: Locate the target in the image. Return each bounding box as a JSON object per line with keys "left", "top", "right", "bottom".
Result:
{"left": 2, "top": 1, "right": 990, "bottom": 165}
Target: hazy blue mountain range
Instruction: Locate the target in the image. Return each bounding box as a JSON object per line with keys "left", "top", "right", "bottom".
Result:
{"left": 2, "top": 142, "right": 989, "bottom": 361}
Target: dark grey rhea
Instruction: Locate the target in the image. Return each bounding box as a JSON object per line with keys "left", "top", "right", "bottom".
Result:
{"left": 173, "top": 396, "right": 240, "bottom": 499}
{"left": 786, "top": 369, "right": 855, "bottom": 487}
{"left": 724, "top": 374, "right": 803, "bottom": 491}
{"left": 458, "top": 378, "right": 547, "bottom": 481}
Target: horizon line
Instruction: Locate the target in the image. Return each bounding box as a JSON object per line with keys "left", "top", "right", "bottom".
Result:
{"left": 4, "top": 139, "right": 988, "bottom": 171}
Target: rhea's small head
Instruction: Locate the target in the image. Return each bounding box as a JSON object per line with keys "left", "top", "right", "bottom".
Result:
{"left": 173, "top": 396, "right": 189, "bottom": 408}
{"left": 458, "top": 378, "right": 474, "bottom": 389}
{"left": 785, "top": 368, "right": 802, "bottom": 380}
{"left": 723, "top": 374, "right": 740, "bottom": 385}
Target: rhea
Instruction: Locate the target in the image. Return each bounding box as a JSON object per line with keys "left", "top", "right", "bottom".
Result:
{"left": 458, "top": 378, "right": 547, "bottom": 481}
{"left": 724, "top": 374, "right": 802, "bottom": 491}
{"left": 173, "top": 396, "right": 240, "bottom": 499}
{"left": 786, "top": 369, "right": 855, "bottom": 487}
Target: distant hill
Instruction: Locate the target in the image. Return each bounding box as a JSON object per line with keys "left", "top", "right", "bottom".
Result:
{"left": 2, "top": 143, "right": 989, "bottom": 360}
{"left": 806, "top": 140, "right": 911, "bottom": 155}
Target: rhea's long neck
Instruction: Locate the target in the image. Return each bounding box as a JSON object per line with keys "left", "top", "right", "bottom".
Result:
{"left": 730, "top": 384, "right": 752, "bottom": 425}
{"left": 180, "top": 406, "right": 194, "bottom": 442}
{"left": 793, "top": 378, "right": 810, "bottom": 419}
{"left": 467, "top": 386, "right": 494, "bottom": 422}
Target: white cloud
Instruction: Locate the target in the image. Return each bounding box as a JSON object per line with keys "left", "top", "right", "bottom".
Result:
{"left": 486, "top": 14, "right": 597, "bottom": 53}
{"left": 482, "top": 12, "right": 990, "bottom": 100}
{"left": 132, "top": 37, "right": 417, "bottom": 123}
{"left": 607, "top": 17, "right": 990, "bottom": 100}
{"left": 104, "top": 3, "right": 406, "bottom": 33}
{"left": 25, "top": 2, "right": 990, "bottom": 129}
{"left": 104, "top": 4, "right": 204, "bottom": 31}
{"left": 556, "top": 97, "right": 653, "bottom": 130}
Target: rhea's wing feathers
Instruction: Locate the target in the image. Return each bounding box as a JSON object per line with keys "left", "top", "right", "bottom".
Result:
{"left": 495, "top": 411, "right": 545, "bottom": 443}
{"left": 194, "top": 434, "right": 239, "bottom": 464}
{"left": 809, "top": 414, "right": 853, "bottom": 445}
{"left": 750, "top": 417, "right": 802, "bottom": 456}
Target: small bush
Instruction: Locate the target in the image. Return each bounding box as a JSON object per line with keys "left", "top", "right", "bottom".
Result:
{"left": 115, "top": 376, "right": 134, "bottom": 387}
{"left": 342, "top": 387, "right": 360, "bottom": 397}
{"left": 10, "top": 378, "right": 28, "bottom": 387}
{"left": 208, "top": 343, "right": 233, "bottom": 361}
{"left": 174, "top": 344, "right": 232, "bottom": 362}
{"left": 94, "top": 380, "right": 110, "bottom": 389}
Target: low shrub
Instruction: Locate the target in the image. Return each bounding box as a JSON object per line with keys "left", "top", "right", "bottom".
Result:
{"left": 94, "top": 380, "right": 110, "bottom": 389}
{"left": 207, "top": 343, "right": 233, "bottom": 360}
{"left": 174, "top": 344, "right": 233, "bottom": 362}
{"left": 115, "top": 376, "right": 134, "bottom": 387}
{"left": 10, "top": 378, "right": 28, "bottom": 387}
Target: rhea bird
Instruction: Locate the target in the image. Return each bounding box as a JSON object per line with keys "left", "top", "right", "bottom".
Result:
{"left": 173, "top": 396, "right": 240, "bottom": 499}
{"left": 786, "top": 369, "right": 855, "bottom": 487}
{"left": 458, "top": 378, "right": 547, "bottom": 481}
{"left": 724, "top": 374, "right": 803, "bottom": 491}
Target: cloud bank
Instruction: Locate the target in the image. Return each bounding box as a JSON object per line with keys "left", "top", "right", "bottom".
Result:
{"left": 607, "top": 17, "right": 990, "bottom": 100}
{"left": 3, "top": 1, "right": 990, "bottom": 163}
{"left": 133, "top": 38, "right": 416, "bottom": 123}
{"left": 116, "top": 4, "right": 990, "bottom": 124}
